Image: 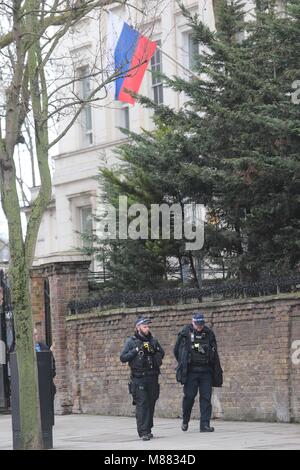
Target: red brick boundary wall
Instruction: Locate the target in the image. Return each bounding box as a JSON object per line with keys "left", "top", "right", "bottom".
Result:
{"left": 31, "top": 261, "right": 90, "bottom": 414}
{"left": 64, "top": 294, "right": 300, "bottom": 422}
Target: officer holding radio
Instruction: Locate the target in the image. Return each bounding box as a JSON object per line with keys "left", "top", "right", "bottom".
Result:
{"left": 120, "top": 317, "right": 164, "bottom": 441}
{"left": 174, "top": 312, "right": 222, "bottom": 433}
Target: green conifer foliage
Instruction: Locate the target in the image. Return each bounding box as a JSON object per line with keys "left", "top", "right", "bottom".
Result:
{"left": 96, "top": 0, "right": 300, "bottom": 286}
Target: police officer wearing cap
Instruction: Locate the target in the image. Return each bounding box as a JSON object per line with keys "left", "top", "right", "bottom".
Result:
{"left": 174, "top": 312, "right": 222, "bottom": 433}
{"left": 120, "top": 317, "right": 165, "bottom": 441}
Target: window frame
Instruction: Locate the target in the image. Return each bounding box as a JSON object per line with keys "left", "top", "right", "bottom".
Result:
{"left": 187, "top": 32, "right": 198, "bottom": 71}
{"left": 151, "top": 41, "right": 163, "bottom": 105}
{"left": 77, "top": 65, "right": 93, "bottom": 146}
{"left": 120, "top": 105, "right": 130, "bottom": 131}
{"left": 79, "top": 205, "right": 93, "bottom": 250}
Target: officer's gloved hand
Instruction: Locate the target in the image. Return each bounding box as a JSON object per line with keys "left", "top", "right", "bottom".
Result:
{"left": 143, "top": 342, "right": 155, "bottom": 354}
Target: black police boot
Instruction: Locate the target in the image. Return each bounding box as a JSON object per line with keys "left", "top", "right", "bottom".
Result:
{"left": 200, "top": 422, "right": 214, "bottom": 432}
{"left": 181, "top": 421, "right": 189, "bottom": 432}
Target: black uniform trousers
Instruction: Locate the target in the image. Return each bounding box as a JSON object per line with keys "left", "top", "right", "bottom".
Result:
{"left": 132, "top": 375, "right": 160, "bottom": 437}
{"left": 182, "top": 368, "right": 213, "bottom": 426}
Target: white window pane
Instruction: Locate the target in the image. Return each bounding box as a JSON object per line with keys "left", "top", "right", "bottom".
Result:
{"left": 188, "top": 33, "right": 198, "bottom": 70}
{"left": 81, "top": 206, "right": 93, "bottom": 234}
{"left": 77, "top": 66, "right": 93, "bottom": 145}
{"left": 121, "top": 107, "right": 130, "bottom": 130}
{"left": 151, "top": 41, "right": 163, "bottom": 104}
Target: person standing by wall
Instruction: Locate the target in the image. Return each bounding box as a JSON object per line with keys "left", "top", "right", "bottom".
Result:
{"left": 34, "top": 327, "right": 56, "bottom": 399}
{"left": 174, "top": 312, "right": 223, "bottom": 433}
{"left": 120, "top": 317, "right": 165, "bottom": 441}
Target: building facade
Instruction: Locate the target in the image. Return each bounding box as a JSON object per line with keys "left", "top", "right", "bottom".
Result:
{"left": 28, "top": 1, "right": 220, "bottom": 412}
{"left": 32, "top": 0, "right": 217, "bottom": 270}
{"left": 32, "top": 0, "right": 286, "bottom": 275}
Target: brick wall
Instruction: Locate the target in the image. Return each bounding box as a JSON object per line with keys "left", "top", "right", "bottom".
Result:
{"left": 31, "top": 261, "right": 90, "bottom": 414}
{"left": 65, "top": 294, "right": 300, "bottom": 422}
{"left": 30, "top": 275, "right": 45, "bottom": 328}
{"left": 291, "top": 305, "right": 300, "bottom": 421}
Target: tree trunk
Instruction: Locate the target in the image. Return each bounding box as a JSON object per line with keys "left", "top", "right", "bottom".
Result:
{"left": 0, "top": 148, "right": 43, "bottom": 449}
{"left": 189, "top": 252, "right": 201, "bottom": 288}
{"left": 12, "top": 273, "right": 42, "bottom": 449}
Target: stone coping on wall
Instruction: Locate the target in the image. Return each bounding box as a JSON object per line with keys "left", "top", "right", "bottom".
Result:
{"left": 66, "top": 291, "right": 300, "bottom": 322}
{"left": 31, "top": 259, "right": 91, "bottom": 276}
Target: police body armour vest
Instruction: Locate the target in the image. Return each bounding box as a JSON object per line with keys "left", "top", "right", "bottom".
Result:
{"left": 130, "top": 337, "right": 157, "bottom": 375}
{"left": 190, "top": 330, "right": 211, "bottom": 366}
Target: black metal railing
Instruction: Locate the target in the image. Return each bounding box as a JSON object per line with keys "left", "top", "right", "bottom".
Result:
{"left": 68, "top": 275, "right": 300, "bottom": 315}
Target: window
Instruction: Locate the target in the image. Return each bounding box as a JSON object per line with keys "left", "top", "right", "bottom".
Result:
{"left": 115, "top": 105, "right": 130, "bottom": 138}
{"left": 78, "top": 66, "right": 93, "bottom": 145}
{"left": 235, "top": 30, "right": 245, "bottom": 44}
{"left": 277, "top": 0, "right": 287, "bottom": 15}
{"left": 141, "top": 0, "right": 157, "bottom": 11}
{"left": 188, "top": 33, "right": 198, "bottom": 71}
{"left": 120, "top": 106, "right": 130, "bottom": 131}
{"left": 151, "top": 42, "right": 163, "bottom": 104}
{"left": 80, "top": 206, "right": 93, "bottom": 247}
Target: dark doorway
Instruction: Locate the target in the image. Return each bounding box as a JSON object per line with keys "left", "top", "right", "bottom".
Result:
{"left": 44, "top": 279, "right": 52, "bottom": 348}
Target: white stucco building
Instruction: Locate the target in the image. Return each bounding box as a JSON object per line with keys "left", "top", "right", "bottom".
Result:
{"left": 32, "top": 0, "right": 285, "bottom": 276}
{"left": 32, "top": 0, "right": 216, "bottom": 270}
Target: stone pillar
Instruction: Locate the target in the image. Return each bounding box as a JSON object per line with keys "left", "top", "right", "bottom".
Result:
{"left": 31, "top": 261, "right": 90, "bottom": 415}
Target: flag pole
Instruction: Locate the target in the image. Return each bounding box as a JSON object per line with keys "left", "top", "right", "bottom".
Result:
{"left": 156, "top": 46, "right": 199, "bottom": 79}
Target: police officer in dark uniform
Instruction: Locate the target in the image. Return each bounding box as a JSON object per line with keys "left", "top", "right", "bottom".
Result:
{"left": 120, "top": 317, "right": 165, "bottom": 441}
{"left": 174, "top": 312, "right": 222, "bottom": 433}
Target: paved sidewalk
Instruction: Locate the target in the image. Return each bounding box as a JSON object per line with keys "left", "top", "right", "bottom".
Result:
{"left": 0, "top": 414, "right": 299, "bottom": 450}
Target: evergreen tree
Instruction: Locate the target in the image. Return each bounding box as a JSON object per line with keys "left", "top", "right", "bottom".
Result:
{"left": 93, "top": 0, "right": 300, "bottom": 287}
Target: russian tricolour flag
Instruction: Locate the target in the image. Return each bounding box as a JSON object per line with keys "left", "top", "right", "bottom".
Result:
{"left": 108, "top": 13, "right": 157, "bottom": 105}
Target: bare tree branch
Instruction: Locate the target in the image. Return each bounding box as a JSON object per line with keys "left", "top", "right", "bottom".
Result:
{"left": 0, "top": 0, "right": 127, "bottom": 50}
